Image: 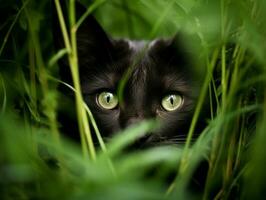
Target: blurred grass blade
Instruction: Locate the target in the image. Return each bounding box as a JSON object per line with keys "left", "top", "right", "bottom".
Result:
{"left": 106, "top": 120, "right": 158, "bottom": 157}
{"left": 76, "top": 0, "right": 107, "bottom": 29}
{"left": 48, "top": 48, "right": 69, "bottom": 68}
{"left": 0, "top": 0, "right": 30, "bottom": 56}
{"left": 0, "top": 74, "right": 7, "bottom": 114}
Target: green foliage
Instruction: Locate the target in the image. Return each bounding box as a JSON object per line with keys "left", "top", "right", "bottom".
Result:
{"left": 0, "top": 0, "right": 265, "bottom": 199}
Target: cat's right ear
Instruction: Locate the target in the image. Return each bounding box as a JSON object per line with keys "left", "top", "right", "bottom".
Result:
{"left": 53, "top": 1, "right": 113, "bottom": 82}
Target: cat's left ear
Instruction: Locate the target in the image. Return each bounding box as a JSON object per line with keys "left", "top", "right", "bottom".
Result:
{"left": 53, "top": 1, "right": 113, "bottom": 75}
{"left": 74, "top": 2, "right": 114, "bottom": 66}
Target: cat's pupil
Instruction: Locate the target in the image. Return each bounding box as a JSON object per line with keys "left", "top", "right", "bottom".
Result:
{"left": 170, "top": 97, "right": 174, "bottom": 105}
{"left": 106, "top": 95, "right": 110, "bottom": 103}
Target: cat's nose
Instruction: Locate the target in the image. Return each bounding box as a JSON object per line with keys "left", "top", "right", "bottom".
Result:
{"left": 126, "top": 117, "right": 144, "bottom": 127}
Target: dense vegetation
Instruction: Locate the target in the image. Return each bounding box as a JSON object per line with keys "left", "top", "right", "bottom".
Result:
{"left": 0, "top": 0, "right": 265, "bottom": 199}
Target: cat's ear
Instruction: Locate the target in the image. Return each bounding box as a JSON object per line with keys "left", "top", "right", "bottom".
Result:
{"left": 150, "top": 34, "right": 189, "bottom": 66}
{"left": 74, "top": 2, "right": 113, "bottom": 66}
{"left": 170, "top": 33, "right": 205, "bottom": 80}
{"left": 151, "top": 33, "right": 200, "bottom": 67}
{"left": 53, "top": 1, "right": 113, "bottom": 82}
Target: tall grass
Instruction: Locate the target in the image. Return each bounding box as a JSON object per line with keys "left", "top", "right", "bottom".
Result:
{"left": 0, "top": 0, "right": 265, "bottom": 199}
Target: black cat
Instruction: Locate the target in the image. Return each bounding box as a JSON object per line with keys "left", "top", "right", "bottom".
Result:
{"left": 54, "top": 1, "right": 208, "bottom": 148}
{"left": 53, "top": 2, "right": 211, "bottom": 196}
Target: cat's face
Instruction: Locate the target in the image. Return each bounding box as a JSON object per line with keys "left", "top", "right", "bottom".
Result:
{"left": 79, "top": 38, "right": 200, "bottom": 145}
{"left": 55, "top": 3, "right": 205, "bottom": 146}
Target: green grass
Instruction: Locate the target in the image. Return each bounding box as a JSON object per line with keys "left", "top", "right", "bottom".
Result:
{"left": 0, "top": 0, "right": 266, "bottom": 199}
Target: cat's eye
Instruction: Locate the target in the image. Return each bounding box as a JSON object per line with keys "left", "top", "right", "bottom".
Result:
{"left": 97, "top": 92, "right": 118, "bottom": 110}
{"left": 161, "top": 94, "right": 183, "bottom": 111}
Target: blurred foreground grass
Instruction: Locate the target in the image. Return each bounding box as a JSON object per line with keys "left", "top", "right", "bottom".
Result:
{"left": 0, "top": 0, "right": 266, "bottom": 199}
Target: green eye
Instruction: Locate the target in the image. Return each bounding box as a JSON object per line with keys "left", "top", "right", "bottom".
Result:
{"left": 97, "top": 92, "right": 118, "bottom": 110}
{"left": 161, "top": 94, "right": 183, "bottom": 111}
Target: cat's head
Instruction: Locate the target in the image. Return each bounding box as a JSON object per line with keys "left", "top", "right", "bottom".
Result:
{"left": 54, "top": 2, "right": 207, "bottom": 147}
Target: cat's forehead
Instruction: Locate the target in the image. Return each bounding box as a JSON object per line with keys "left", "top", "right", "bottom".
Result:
{"left": 125, "top": 40, "right": 147, "bottom": 51}
{"left": 111, "top": 39, "right": 190, "bottom": 79}
{"left": 113, "top": 38, "right": 169, "bottom": 54}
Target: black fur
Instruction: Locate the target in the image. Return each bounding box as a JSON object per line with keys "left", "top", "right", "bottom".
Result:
{"left": 53, "top": 1, "right": 210, "bottom": 196}
{"left": 54, "top": 1, "right": 208, "bottom": 147}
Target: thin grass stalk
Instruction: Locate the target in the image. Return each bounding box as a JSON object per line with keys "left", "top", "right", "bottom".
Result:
{"left": 27, "top": 36, "right": 39, "bottom": 156}
{"left": 221, "top": 45, "right": 227, "bottom": 107}
{"left": 182, "top": 48, "right": 219, "bottom": 162}
{"left": 148, "top": 0, "right": 175, "bottom": 38}
{"left": 226, "top": 165, "right": 247, "bottom": 200}
{"left": 47, "top": 75, "right": 116, "bottom": 175}
{"left": 223, "top": 48, "right": 243, "bottom": 187}
{"left": 84, "top": 103, "right": 117, "bottom": 177}
{"left": 48, "top": 74, "right": 110, "bottom": 158}
{"left": 48, "top": 49, "right": 68, "bottom": 67}
{"left": 83, "top": 104, "right": 106, "bottom": 152}
{"left": 224, "top": 107, "right": 239, "bottom": 193}
{"left": 233, "top": 115, "right": 245, "bottom": 172}
{"left": 75, "top": 0, "right": 107, "bottom": 30}
{"left": 54, "top": 0, "right": 88, "bottom": 157}
{"left": 54, "top": 0, "right": 72, "bottom": 52}
{"left": 211, "top": 76, "right": 220, "bottom": 113}
{"left": 230, "top": 45, "right": 245, "bottom": 175}
{"left": 54, "top": 0, "right": 96, "bottom": 160}
{"left": 69, "top": 0, "right": 96, "bottom": 160}
{"left": 117, "top": 46, "right": 149, "bottom": 104}
{"left": 166, "top": 48, "right": 219, "bottom": 196}
{"left": 122, "top": 0, "right": 134, "bottom": 37}
{"left": 28, "top": 39, "right": 37, "bottom": 118}
{"left": 0, "top": 0, "right": 30, "bottom": 56}
{"left": 204, "top": 42, "right": 248, "bottom": 198}
{"left": 202, "top": 2, "right": 231, "bottom": 197}
{"left": 222, "top": 47, "right": 246, "bottom": 195}
{"left": 0, "top": 74, "right": 7, "bottom": 114}
{"left": 117, "top": 66, "right": 133, "bottom": 105}
{"left": 221, "top": 0, "right": 227, "bottom": 109}
{"left": 203, "top": 131, "right": 220, "bottom": 199}
{"left": 209, "top": 84, "right": 214, "bottom": 120}
{"left": 24, "top": 1, "right": 61, "bottom": 157}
